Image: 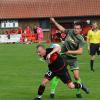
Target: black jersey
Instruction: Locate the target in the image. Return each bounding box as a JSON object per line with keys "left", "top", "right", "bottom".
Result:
{"left": 43, "top": 48, "right": 65, "bottom": 72}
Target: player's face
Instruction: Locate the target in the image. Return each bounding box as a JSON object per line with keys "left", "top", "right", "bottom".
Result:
{"left": 37, "top": 47, "right": 46, "bottom": 57}
{"left": 74, "top": 25, "right": 82, "bottom": 35}
{"left": 92, "top": 23, "right": 98, "bottom": 30}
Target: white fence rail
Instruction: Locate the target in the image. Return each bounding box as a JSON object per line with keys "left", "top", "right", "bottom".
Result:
{"left": 0, "top": 34, "right": 21, "bottom": 43}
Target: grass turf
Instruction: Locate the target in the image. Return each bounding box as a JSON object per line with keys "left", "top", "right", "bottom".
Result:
{"left": 0, "top": 43, "right": 100, "bottom": 100}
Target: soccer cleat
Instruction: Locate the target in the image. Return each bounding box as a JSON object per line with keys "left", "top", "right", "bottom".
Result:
{"left": 81, "top": 84, "right": 90, "bottom": 94}
{"left": 34, "top": 97, "right": 41, "bottom": 100}
{"left": 91, "top": 69, "right": 95, "bottom": 72}
{"left": 50, "top": 93, "right": 55, "bottom": 99}
{"left": 76, "top": 93, "right": 82, "bottom": 98}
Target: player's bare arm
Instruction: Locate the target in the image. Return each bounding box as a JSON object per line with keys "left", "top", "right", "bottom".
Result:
{"left": 50, "top": 18, "right": 65, "bottom": 32}
{"left": 87, "top": 37, "right": 90, "bottom": 52}
{"left": 47, "top": 46, "right": 61, "bottom": 59}
{"left": 66, "top": 48, "right": 83, "bottom": 55}
{"left": 99, "top": 39, "right": 100, "bottom": 51}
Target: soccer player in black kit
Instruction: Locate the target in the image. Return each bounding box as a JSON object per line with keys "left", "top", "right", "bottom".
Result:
{"left": 34, "top": 45, "right": 89, "bottom": 100}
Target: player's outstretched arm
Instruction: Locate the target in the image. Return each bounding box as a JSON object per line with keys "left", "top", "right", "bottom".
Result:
{"left": 50, "top": 17, "right": 65, "bottom": 32}
{"left": 47, "top": 46, "right": 61, "bottom": 59}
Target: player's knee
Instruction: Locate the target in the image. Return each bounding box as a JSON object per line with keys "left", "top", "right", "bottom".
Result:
{"left": 67, "top": 82, "right": 75, "bottom": 89}
{"left": 91, "top": 55, "right": 95, "bottom": 60}
{"left": 42, "top": 81, "right": 47, "bottom": 86}
{"left": 74, "top": 73, "right": 79, "bottom": 80}
{"left": 74, "top": 75, "right": 79, "bottom": 80}
{"left": 42, "top": 78, "right": 49, "bottom": 86}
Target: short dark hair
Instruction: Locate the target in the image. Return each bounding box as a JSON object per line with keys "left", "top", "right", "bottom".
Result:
{"left": 74, "top": 22, "right": 82, "bottom": 28}
{"left": 36, "top": 44, "right": 45, "bottom": 49}
{"left": 91, "top": 21, "right": 98, "bottom": 25}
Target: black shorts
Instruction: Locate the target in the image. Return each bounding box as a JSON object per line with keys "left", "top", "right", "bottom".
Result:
{"left": 44, "top": 67, "right": 71, "bottom": 84}
{"left": 90, "top": 43, "right": 100, "bottom": 55}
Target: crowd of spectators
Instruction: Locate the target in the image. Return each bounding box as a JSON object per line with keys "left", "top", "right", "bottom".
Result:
{"left": 2, "top": 25, "right": 44, "bottom": 44}
{"left": 0, "top": 23, "right": 94, "bottom": 44}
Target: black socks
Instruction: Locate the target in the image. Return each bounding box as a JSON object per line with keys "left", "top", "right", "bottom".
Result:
{"left": 38, "top": 85, "right": 45, "bottom": 96}
{"left": 90, "top": 60, "right": 94, "bottom": 71}
{"left": 74, "top": 82, "right": 82, "bottom": 89}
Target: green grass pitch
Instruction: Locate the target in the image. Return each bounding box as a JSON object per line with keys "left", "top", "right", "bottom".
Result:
{"left": 0, "top": 43, "right": 100, "bottom": 100}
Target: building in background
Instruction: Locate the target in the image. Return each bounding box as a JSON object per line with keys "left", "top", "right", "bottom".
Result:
{"left": 0, "top": 0, "right": 100, "bottom": 41}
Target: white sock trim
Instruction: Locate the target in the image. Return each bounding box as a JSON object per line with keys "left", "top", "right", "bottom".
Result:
{"left": 37, "top": 95, "right": 42, "bottom": 98}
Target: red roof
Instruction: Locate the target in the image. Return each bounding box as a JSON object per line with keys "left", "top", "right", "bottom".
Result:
{"left": 0, "top": 0, "right": 100, "bottom": 19}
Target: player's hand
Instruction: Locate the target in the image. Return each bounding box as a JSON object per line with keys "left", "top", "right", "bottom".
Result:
{"left": 46, "top": 54, "right": 51, "bottom": 64}
{"left": 99, "top": 47, "right": 100, "bottom": 51}
{"left": 88, "top": 46, "right": 90, "bottom": 52}
{"left": 47, "top": 53, "right": 51, "bottom": 59}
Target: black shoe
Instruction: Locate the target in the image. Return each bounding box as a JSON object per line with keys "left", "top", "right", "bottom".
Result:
{"left": 50, "top": 93, "right": 55, "bottom": 99}
{"left": 76, "top": 93, "right": 82, "bottom": 98}
{"left": 81, "top": 84, "right": 90, "bottom": 94}
{"left": 91, "top": 69, "right": 95, "bottom": 72}
{"left": 34, "top": 97, "right": 41, "bottom": 100}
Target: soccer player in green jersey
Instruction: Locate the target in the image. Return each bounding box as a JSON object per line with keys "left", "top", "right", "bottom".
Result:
{"left": 49, "top": 18, "right": 89, "bottom": 98}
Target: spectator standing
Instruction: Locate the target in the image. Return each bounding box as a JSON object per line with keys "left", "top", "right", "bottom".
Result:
{"left": 37, "top": 26, "right": 44, "bottom": 43}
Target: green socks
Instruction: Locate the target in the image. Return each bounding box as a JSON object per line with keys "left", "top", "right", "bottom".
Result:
{"left": 76, "top": 78, "right": 82, "bottom": 94}
{"left": 50, "top": 76, "right": 82, "bottom": 95}
{"left": 51, "top": 77, "right": 59, "bottom": 94}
